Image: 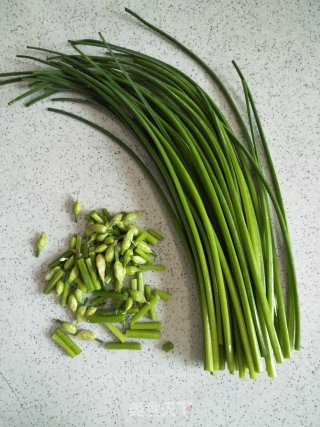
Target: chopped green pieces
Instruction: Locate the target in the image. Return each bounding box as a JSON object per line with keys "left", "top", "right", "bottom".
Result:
{"left": 126, "top": 329, "right": 161, "bottom": 339}
{"left": 52, "top": 328, "right": 82, "bottom": 357}
{"left": 130, "top": 322, "right": 161, "bottom": 330}
{"left": 106, "top": 342, "right": 141, "bottom": 350}
{"left": 154, "top": 289, "right": 172, "bottom": 301}
{"left": 41, "top": 205, "right": 168, "bottom": 357}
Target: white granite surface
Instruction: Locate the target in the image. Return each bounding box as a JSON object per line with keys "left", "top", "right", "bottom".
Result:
{"left": 0, "top": 0, "right": 319, "bottom": 426}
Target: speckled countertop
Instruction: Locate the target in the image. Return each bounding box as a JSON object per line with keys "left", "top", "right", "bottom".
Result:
{"left": 0, "top": 1, "right": 319, "bottom": 426}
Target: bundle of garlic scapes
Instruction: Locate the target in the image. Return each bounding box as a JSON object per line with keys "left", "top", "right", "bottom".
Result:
{"left": 0, "top": 8, "right": 299, "bottom": 379}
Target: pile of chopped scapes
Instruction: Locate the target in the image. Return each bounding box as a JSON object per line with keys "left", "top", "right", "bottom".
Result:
{"left": 44, "top": 208, "right": 171, "bottom": 356}
{"left": 0, "top": 9, "right": 300, "bottom": 378}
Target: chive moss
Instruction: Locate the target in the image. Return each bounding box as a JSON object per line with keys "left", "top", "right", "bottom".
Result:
{"left": 5, "top": 8, "right": 299, "bottom": 378}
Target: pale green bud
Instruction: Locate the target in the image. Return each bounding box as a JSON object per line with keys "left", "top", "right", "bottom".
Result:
{"left": 73, "top": 198, "right": 81, "bottom": 222}
{"left": 125, "top": 266, "right": 140, "bottom": 276}
{"left": 36, "top": 231, "right": 47, "bottom": 257}
{"left": 129, "top": 289, "right": 147, "bottom": 304}
{"left": 96, "top": 254, "right": 106, "bottom": 282}
{"left": 90, "top": 210, "right": 104, "bottom": 224}
{"left": 68, "top": 294, "right": 78, "bottom": 313}
{"left": 55, "top": 280, "right": 64, "bottom": 297}
{"left": 123, "top": 211, "right": 142, "bottom": 224}
{"left": 95, "top": 244, "right": 107, "bottom": 253}
{"left": 69, "top": 265, "right": 79, "bottom": 283}
{"left": 76, "top": 330, "right": 96, "bottom": 341}
{"left": 131, "top": 255, "right": 147, "bottom": 265}
{"left": 75, "top": 306, "right": 86, "bottom": 323}
{"left": 74, "top": 288, "right": 83, "bottom": 303}
{"left": 136, "top": 241, "right": 153, "bottom": 254}
{"left": 61, "top": 321, "right": 77, "bottom": 335}
{"left": 86, "top": 306, "right": 97, "bottom": 317}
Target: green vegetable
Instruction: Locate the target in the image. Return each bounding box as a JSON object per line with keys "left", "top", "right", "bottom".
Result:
{"left": 60, "top": 321, "right": 77, "bottom": 335}
{"left": 75, "top": 305, "right": 86, "bottom": 323}
{"left": 75, "top": 330, "right": 96, "bottom": 341}
{"left": 113, "top": 260, "right": 125, "bottom": 291}
{"left": 129, "top": 289, "right": 146, "bottom": 304}
{"left": 136, "top": 241, "right": 153, "bottom": 254}
{"left": 131, "top": 278, "right": 138, "bottom": 291}
{"left": 85, "top": 306, "right": 97, "bottom": 317}
{"left": 105, "top": 242, "right": 116, "bottom": 264}
{"left": 52, "top": 333, "right": 76, "bottom": 357}
{"left": 137, "top": 272, "right": 144, "bottom": 294}
{"left": 126, "top": 329, "right": 161, "bottom": 339}
{"left": 121, "top": 228, "right": 136, "bottom": 254}
{"left": 63, "top": 255, "right": 74, "bottom": 271}
{"left": 154, "top": 289, "right": 171, "bottom": 301}
{"left": 122, "top": 297, "right": 133, "bottom": 313}
{"left": 104, "top": 236, "right": 114, "bottom": 245}
{"left": 73, "top": 198, "right": 81, "bottom": 222}
{"left": 77, "top": 258, "right": 95, "bottom": 291}
{"left": 53, "top": 328, "right": 82, "bottom": 356}
{"left": 36, "top": 231, "right": 47, "bottom": 257}
{"left": 138, "top": 265, "right": 166, "bottom": 271}
{"left": 75, "top": 277, "right": 86, "bottom": 293}
{"left": 131, "top": 255, "right": 147, "bottom": 265}
{"left": 88, "top": 314, "right": 126, "bottom": 324}
{"left": 90, "top": 210, "right": 104, "bottom": 224}
{"left": 162, "top": 341, "right": 174, "bottom": 353}
{"left": 96, "top": 254, "right": 106, "bottom": 282}
{"left": 68, "top": 294, "right": 78, "bottom": 313}
{"left": 144, "top": 285, "right": 156, "bottom": 321}
{"left": 130, "top": 295, "right": 160, "bottom": 325}
{"left": 126, "top": 266, "right": 140, "bottom": 276}
{"left": 44, "top": 266, "right": 60, "bottom": 281}
{"left": 44, "top": 269, "right": 64, "bottom": 294}
{"left": 69, "top": 235, "right": 76, "bottom": 250}
{"left": 60, "top": 278, "right": 70, "bottom": 307}
{"left": 69, "top": 265, "right": 79, "bottom": 283}
{"left": 96, "top": 232, "right": 108, "bottom": 242}
{"left": 5, "top": 9, "right": 299, "bottom": 377}
{"left": 55, "top": 280, "right": 64, "bottom": 297}
{"left": 134, "top": 248, "right": 154, "bottom": 264}
{"left": 74, "top": 288, "right": 83, "bottom": 303}
{"left": 75, "top": 235, "right": 82, "bottom": 253}
{"left": 104, "top": 323, "right": 126, "bottom": 343}
{"left": 147, "top": 229, "right": 164, "bottom": 241}
{"left": 95, "top": 244, "right": 107, "bottom": 253}
{"left": 123, "top": 211, "right": 142, "bottom": 224}
{"left": 106, "top": 342, "right": 141, "bottom": 350}
{"left": 101, "top": 208, "right": 111, "bottom": 222}
{"left": 86, "top": 223, "right": 107, "bottom": 236}
{"left": 130, "top": 322, "right": 161, "bottom": 330}
{"left": 48, "top": 250, "right": 73, "bottom": 269}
